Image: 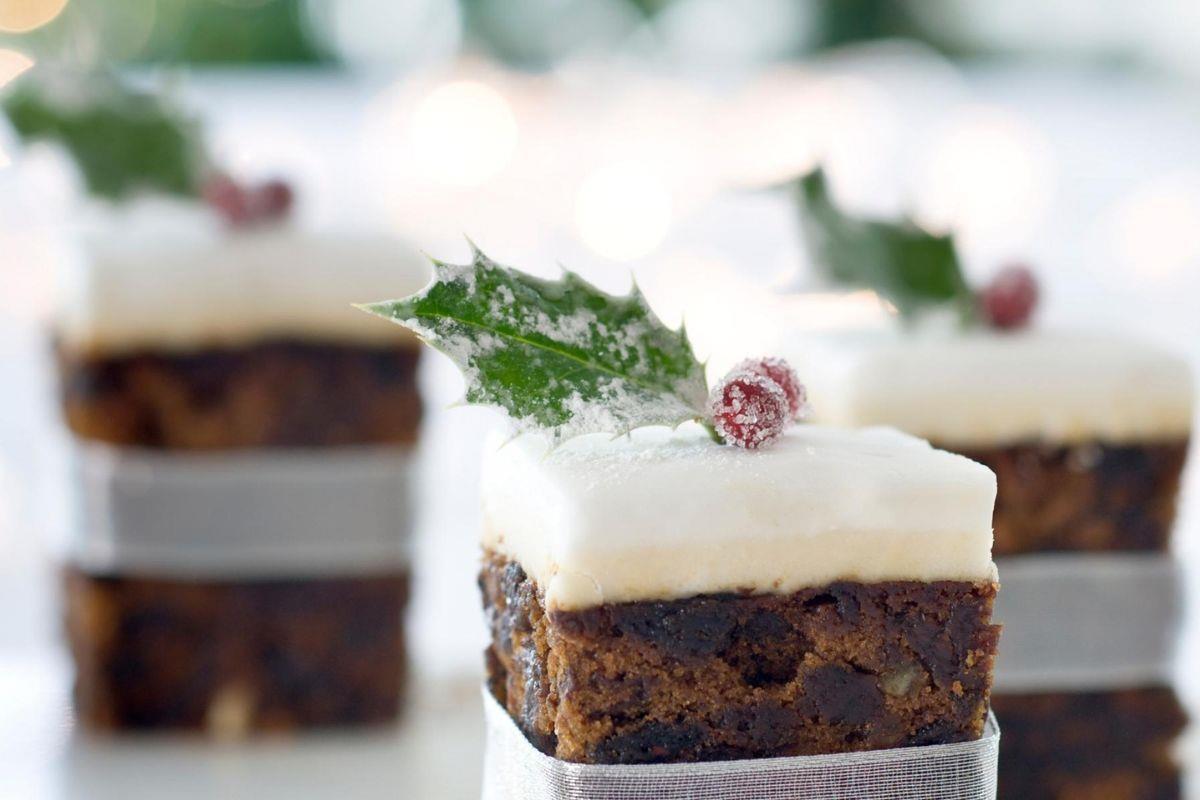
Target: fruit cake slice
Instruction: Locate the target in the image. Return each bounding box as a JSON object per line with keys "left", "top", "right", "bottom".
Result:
{"left": 57, "top": 200, "right": 429, "bottom": 732}
{"left": 479, "top": 424, "right": 1000, "bottom": 764}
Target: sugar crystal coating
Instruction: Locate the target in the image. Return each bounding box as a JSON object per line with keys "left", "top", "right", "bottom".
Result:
{"left": 708, "top": 369, "right": 790, "bottom": 449}
{"left": 733, "top": 356, "right": 808, "bottom": 420}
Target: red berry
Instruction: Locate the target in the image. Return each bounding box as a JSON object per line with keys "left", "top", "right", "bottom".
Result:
{"left": 201, "top": 174, "right": 294, "bottom": 227}
{"left": 708, "top": 369, "right": 791, "bottom": 449}
{"left": 255, "top": 178, "right": 294, "bottom": 219}
{"left": 201, "top": 173, "right": 252, "bottom": 226}
{"left": 732, "top": 357, "right": 808, "bottom": 420}
{"left": 980, "top": 265, "right": 1038, "bottom": 330}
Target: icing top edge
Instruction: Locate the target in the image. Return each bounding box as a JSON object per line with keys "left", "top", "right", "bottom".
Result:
{"left": 57, "top": 198, "right": 430, "bottom": 354}
{"left": 481, "top": 423, "right": 997, "bottom": 610}
{"left": 787, "top": 327, "right": 1193, "bottom": 445}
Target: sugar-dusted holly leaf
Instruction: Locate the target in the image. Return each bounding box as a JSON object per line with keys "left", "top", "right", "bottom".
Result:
{"left": 3, "top": 72, "right": 205, "bottom": 200}
{"left": 793, "top": 167, "right": 976, "bottom": 322}
{"left": 360, "top": 246, "right": 710, "bottom": 441}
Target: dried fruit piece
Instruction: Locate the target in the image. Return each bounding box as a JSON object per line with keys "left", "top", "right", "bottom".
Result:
{"left": 708, "top": 369, "right": 791, "bottom": 449}
{"left": 980, "top": 265, "right": 1038, "bottom": 330}
{"left": 733, "top": 357, "right": 808, "bottom": 420}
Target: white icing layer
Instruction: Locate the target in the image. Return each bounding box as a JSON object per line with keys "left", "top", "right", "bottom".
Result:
{"left": 481, "top": 424, "right": 996, "bottom": 610}
{"left": 58, "top": 198, "right": 431, "bottom": 354}
{"left": 790, "top": 328, "right": 1193, "bottom": 446}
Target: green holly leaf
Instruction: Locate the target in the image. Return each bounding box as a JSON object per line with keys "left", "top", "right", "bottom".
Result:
{"left": 360, "top": 246, "right": 710, "bottom": 441}
{"left": 793, "top": 167, "right": 976, "bottom": 322}
{"left": 3, "top": 73, "right": 205, "bottom": 200}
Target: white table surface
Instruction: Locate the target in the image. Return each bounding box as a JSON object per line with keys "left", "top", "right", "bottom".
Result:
{"left": 2, "top": 652, "right": 485, "bottom": 800}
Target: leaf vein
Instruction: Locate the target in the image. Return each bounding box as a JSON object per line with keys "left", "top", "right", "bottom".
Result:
{"left": 424, "top": 308, "right": 696, "bottom": 401}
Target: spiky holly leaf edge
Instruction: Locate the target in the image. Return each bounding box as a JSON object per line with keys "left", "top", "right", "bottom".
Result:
{"left": 359, "top": 246, "right": 712, "bottom": 443}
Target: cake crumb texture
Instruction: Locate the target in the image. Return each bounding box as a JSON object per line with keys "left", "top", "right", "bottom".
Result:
{"left": 993, "top": 688, "right": 1186, "bottom": 800}
{"left": 954, "top": 439, "right": 1188, "bottom": 555}
{"left": 65, "top": 569, "right": 409, "bottom": 731}
{"left": 59, "top": 341, "right": 422, "bottom": 449}
{"left": 481, "top": 551, "right": 999, "bottom": 763}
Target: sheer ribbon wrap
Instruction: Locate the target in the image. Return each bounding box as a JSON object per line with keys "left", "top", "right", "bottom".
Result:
{"left": 65, "top": 440, "right": 414, "bottom": 577}
{"left": 481, "top": 690, "right": 999, "bottom": 800}
{"left": 992, "top": 554, "right": 1182, "bottom": 692}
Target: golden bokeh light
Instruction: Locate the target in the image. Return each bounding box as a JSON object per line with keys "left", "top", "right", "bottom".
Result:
{"left": 0, "top": 0, "right": 70, "bottom": 33}
{"left": 0, "top": 48, "right": 34, "bottom": 89}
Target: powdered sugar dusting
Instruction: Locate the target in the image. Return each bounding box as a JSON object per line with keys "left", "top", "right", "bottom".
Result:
{"left": 435, "top": 258, "right": 479, "bottom": 294}
{"left": 366, "top": 248, "right": 711, "bottom": 443}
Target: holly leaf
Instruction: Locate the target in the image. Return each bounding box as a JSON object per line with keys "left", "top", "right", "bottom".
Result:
{"left": 793, "top": 167, "right": 976, "bottom": 322}
{"left": 3, "top": 73, "right": 205, "bottom": 200}
{"left": 360, "top": 246, "right": 710, "bottom": 441}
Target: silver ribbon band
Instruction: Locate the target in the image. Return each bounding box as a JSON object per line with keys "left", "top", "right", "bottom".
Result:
{"left": 481, "top": 690, "right": 999, "bottom": 800}
{"left": 992, "top": 553, "right": 1182, "bottom": 692}
{"left": 66, "top": 440, "right": 414, "bottom": 578}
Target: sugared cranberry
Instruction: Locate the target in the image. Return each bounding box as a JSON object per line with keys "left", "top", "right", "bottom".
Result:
{"left": 254, "top": 179, "right": 294, "bottom": 219}
{"left": 980, "top": 265, "right": 1038, "bottom": 330}
{"left": 201, "top": 174, "right": 294, "bottom": 227}
{"left": 201, "top": 173, "right": 252, "bottom": 226}
{"left": 732, "top": 356, "right": 808, "bottom": 420}
{"left": 708, "top": 368, "right": 791, "bottom": 449}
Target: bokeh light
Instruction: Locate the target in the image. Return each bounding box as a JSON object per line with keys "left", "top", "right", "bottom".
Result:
{"left": 715, "top": 68, "right": 819, "bottom": 188}
{"left": 305, "top": 0, "right": 461, "bottom": 71}
{"left": 0, "top": 48, "right": 33, "bottom": 91}
{"left": 0, "top": 0, "right": 68, "bottom": 32}
{"left": 805, "top": 76, "right": 902, "bottom": 215}
{"left": 657, "top": 0, "right": 813, "bottom": 71}
{"left": 635, "top": 250, "right": 774, "bottom": 371}
{"left": 575, "top": 161, "right": 672, "bottom": 262}
{"left": 408, "top": 81, "right": 518, "bottom": 188}
{"left": 469, "top": 0, "right": 638, "bottom": 67}
{"left": 1110, "top": 172, "right": 1200, "bottom": 282}
{"left": 71, "top": 0, "right": 158, "bottom": 64}
{"left": 913, "top": 105, "right": 1054, "bottom": 252}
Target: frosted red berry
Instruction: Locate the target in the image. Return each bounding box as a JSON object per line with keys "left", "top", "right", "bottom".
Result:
{"left": 980, "top": 265, "right": 1038, "bottom": 330}
{"left": 708, "top": 369, "right": 791, "bottom": 449}
{"left": 201, "top": 173, "right": 252, "bottom": 226}
{"left": 254, "top": 178, "right": 294, "bottom": 219}
{"left": 733, "top": 356, "right": 808, "bottom": 420}
{"left": 201, "top": 174, "right": 294, "bottom": 227}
